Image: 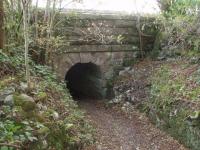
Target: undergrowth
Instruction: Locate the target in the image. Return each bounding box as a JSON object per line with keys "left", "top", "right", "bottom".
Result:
{"left": 0, "top": 51, "right": 94, "bottom": 150}
{"left": 145, "top": 58, "right": 200, "bottom": 150}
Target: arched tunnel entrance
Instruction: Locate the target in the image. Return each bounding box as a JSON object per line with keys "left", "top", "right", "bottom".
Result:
{"left": 65, "top": 62, "right": 104, "bottom": 99}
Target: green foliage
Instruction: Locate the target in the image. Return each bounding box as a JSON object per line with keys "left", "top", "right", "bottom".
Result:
{"left": 122, "top": 58, "right": 138, "bottom": 67}
{"left": 34, "top": 65, "right": 57, "bottom": 80}
{"left": 0, "top": 51, "right": 94, "bottom": 149}
{"left": 0, "top": 50, "right": 24, "bottom": 79}
{"left": 0, "top": 119, "right": 38, "bottom": 148}
{"left": 157, "top": 0, "right": 200, "bottom": 56}
{"left": 145, "top": 62, "right": 200, "bottom": 149}
{"left": 36, "top": 92, "right": 48, "bottom": 102}
{"left": 0, "top": 79, "right": 94, "bottom": 149}
{"left": 0, "top": 1, "right": 95, "bottom": 149}
{"left": 4, "top": 0, "right": 24, "bottom": 48}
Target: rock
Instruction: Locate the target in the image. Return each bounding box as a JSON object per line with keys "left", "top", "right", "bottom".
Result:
{"left": 20, "top": 82, "right": 28, "bottom": 91}
{"left": 52, "top": 111, "right": 59, "bottom": 120}
{"left": 124, "top": 102, "right": 131, "bottom": 107}
{"left": 20, "top": 94, "right": 34, "bottom": 101}
{"left": 125, "top": 90, "right": 132, "bottom": 101}
{"left": 97, "top": 145, "right": 102, "bottom": 150}
{"left": 118, "top": 67, "right": 133, "bottom": 76}
{"left": 119, "top": 70, "right": 127, "bottom": 76}
{"left": 157, "top": 56, "right": 166, "bottom": 61}
{"left": 189, "top": 57, "right": 200, "bottom": 64}
{"left": 42, "top": 140, "right": 48, "bottom": 149}
{"left": 121, "top": 102, "right": 132, "bottom": 112}
{"left": 113, "top": 95, "right": 124, "bottom": 103}
{"left": 15, "top": 94, "right": 36, "bottom": 112}
{"left": 121, "top": 106, "right": 126, "bottom": 111}
{"left": 0, "top": 110, "right": 6, "bottom": 118}
{"left": 37, "top": 103, "right": 48, "bottom": 111}
{"left": 0, "top": 87, "right": 15, "bottom": 95}
{"left": 4, "top": 95, "right": 14, "bottom": 107}
{"left": 21, "top": 94, "right": 36, "bottom": 111}
{"left": 128, "top": 68, "right": 134, "bottom": 75}
{"left": 130, "top": 96, "right": 135, "bottom": 103}
{"left": 197, "top": 27, "right": 200, "bottom": 35}
{"left": 0, "top": 87, "right": 15, "bottom": 105}
{"left": 108, "top": 95, "right": 123, "bottom": 104}
{"left": 124, "top": 67, "right": 131, "bottom": 71}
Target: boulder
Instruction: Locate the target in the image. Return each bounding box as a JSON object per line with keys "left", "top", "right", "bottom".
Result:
{"left": 0, "top": 87, "right": 15, "bottom": 105}
{"left": 4, "top": 95, "right": 14, "bottom": 107}
{"left": 14, "top": 94, "right": 36, "bottom": 112}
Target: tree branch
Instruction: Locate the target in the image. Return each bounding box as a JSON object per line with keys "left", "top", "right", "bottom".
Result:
{"left": 0, "top": 143, "right": 21, "bottom": 149}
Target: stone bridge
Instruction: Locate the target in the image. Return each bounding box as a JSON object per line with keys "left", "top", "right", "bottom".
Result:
{"left": 52, "top": 10, "right": 156, "bottom": 98}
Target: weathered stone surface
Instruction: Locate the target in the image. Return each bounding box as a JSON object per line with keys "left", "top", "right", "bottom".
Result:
{"left": 20, "top": 82, "right": 28, "bottom": 91}
{"left": 59, "top": 45, "right": 138, "bottom": 53}
{"left": 53, "top": 11, "right": 156, "bottom": 97}
{"left": 4, "top": 95, "right": 14, "bottom": 107}
{"left": 0, "top": 87, "right": 15, "bottom": 105}
{"left": 15, "top": 94, "right": 36, "bottom": 112}
{"left": 57, "top": 27, "right": 138, "bottom": 36}
{"left": 52, "top": 111, "right": 59, "bottom": 120}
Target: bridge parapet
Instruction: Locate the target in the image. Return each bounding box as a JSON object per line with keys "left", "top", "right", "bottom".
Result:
{"left": 54, "top": 10, "right": 156, "bottom": 53}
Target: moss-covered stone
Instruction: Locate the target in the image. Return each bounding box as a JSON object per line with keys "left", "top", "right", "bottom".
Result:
{"left": 13, "top": 94, "right": 36, "bottom": 112}
{"left": 36, "top": 92, "right": 48, "bottom": 103}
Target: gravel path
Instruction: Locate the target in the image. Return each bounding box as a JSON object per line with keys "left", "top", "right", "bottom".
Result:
{"left": 79, "top": 100, "right": 187, "bottom": 150}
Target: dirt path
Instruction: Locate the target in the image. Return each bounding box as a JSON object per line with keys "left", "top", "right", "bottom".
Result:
{"left": 79, "top": 100, "right": 187, "bottom": 150}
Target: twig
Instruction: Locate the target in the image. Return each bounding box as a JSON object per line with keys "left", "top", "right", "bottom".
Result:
{"left": 0, "top": 143, "right": 21, "bottom": 149}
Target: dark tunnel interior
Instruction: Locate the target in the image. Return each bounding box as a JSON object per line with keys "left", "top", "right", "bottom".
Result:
{"left": 65, "top": 62, "right": 104, "bottom": 99}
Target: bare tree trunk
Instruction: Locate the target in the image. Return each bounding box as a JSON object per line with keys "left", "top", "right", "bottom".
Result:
{"left": 44, "top": 0, "right": 51, "bottom": 22}
{"left": 59, "top": 0, "right": 62, "bottom": 10}
{"left": 45, "top": 0, "right": 56, "bottom": 66}
{"left": 44, "top": 0, "right": 51, "bottom": 64}
{"left": 35, "top": 0, "right": 39, "bottom": 40}
{"left": 22, "top": 0, "right": 30, "bottom": 87}
{"left": 134, "top": 0, "right": 144, "bottom": 58}
{"left": 136, "top": 16, "right": 144, "bottom": 58}
{"left": 28, "top": 0, "right": 32, "bottom": 24}
{"left": 49, "top": 0, "right": 56, "bottom": 68}
{"left": 0, "top": 0, "right": 4, "bottom": 49}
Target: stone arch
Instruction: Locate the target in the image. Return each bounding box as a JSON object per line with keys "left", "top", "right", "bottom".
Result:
{"left": 65, "top": 62, "right": 105, "bottom": 99}
{"left": 53, "top": 52, "right": 118, "bottom": 99}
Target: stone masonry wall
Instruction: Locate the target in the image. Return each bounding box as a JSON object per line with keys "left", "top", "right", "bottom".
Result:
{"left": 52, "top": 10, "right": 156, "bottom": 96}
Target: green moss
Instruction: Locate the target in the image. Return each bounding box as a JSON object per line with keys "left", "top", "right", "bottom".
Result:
{"left": 36, "top": 92, "right": 48, "bottom": 102}
{"left": 13, "top": 94, "right": 36, "bottom": 112}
